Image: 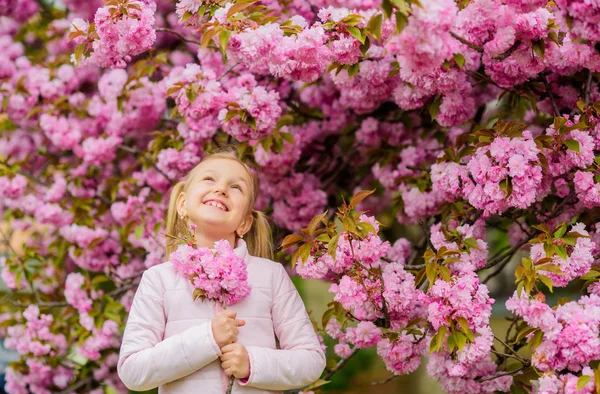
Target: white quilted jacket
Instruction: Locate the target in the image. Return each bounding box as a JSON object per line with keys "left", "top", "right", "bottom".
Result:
{"left": 117, "top": 240, "right": 326, "bottom": 393}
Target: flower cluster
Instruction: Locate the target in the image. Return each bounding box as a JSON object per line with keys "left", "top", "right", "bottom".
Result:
{"left": 532, "top": 223, "right": 595, "bottom": 287}
{"left": 507, "top": 292, "right": 600, "bottom": 373}
{"left": 429, "top": 221, "right": 488, "bottom": 274}
{"left": 71, "top": 0, "right": 157, "bottom": 68}
{"left": 171, "top": 240, "right": 251, "bottom": 306}
{"left": 426, "top": 273, "right": 502, "bottom": 385}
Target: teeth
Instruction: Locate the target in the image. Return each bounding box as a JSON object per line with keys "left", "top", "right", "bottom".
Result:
{"left": 205, "top": 201, "right": 227, "bottom": 211}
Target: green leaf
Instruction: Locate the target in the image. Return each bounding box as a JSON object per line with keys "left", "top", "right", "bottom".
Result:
{"left": 553, "top": 223, "right": 567, "bottom": 238}
{"left": 366, "top": 14, "right": 383, "bottom": 41}
{"left": 394, "top": 12, "right": 408, "bottom": 33}
{"left": 578, "top": 375, "right": 591, "bottom": 391}
{"left": 348, "top": 63, "right": 360, "bottom": 77}
{"left": 463, "top": 237, "right": 478, "bottom": 249}
{"left": 537, "top": 263, "right": 562, "bottom": 275}
{"left": 346, "top": 26, "right": 365, "bottom": 44}
{"left": 218, "top": 30, "right": 230, "bottom": 56}
{"left": 303, "top": 379, "right": 331, "bottom": 391}
{"left": 453, "top": 53, "right": 465, "bottom": 68}
{"left": 298, "top": 243, "right": 311, "bottom": 263}
{"left": 564, "top": 139, "right": 581, "bottom": 153}
{"left": 429, "top": 96, "right": 442, "bottom": 120}
{"left": 426, "top": 262, "right": 438, "bottom": 286}
{"left": 281, "top": 233, "right": 303, "bottom": 250}
{"left": 538, "top": 275, "right": 553, "bottom": 293}
{"left": 308, "top": 211, "right": 328, "bottom": 235}
{"left": 358, "top": 221, "right": 376, "bottom": 235}
{"left": 456, "top": 332, "right": 467, "bottom": 351}
{"left": 349, "top": 189, "right": 375, "bottom": 209}
{"left": 439, "top": 265, "right": 451, "bottom": 282}
{"left": 456, "top": 317, "right": 469, "bottom": 334}
{"left": 530, "top": 329, "right": 544, "bottom": 350}
{"left": 382, "top": 0, "right": 393, "bottom": 18}
{"left": 391, "top": 0, "right": 409, "bottom": 14}
{"left": 321, "top": 308, "right": 335, "bottom": 330}
{"left": 328, "top": 234, "right": 340, "bottom": 259}
{"left": 134, "top": 225, "right": 144, "bottom": 240}
{"left": 532, "top": 39, "right": 545, "bottom": 57}
{"left": 226, "top": 1, "right": 256, "bottom": 18}
{"left": 556, "top": 245, "right": 568, "bottom": 261}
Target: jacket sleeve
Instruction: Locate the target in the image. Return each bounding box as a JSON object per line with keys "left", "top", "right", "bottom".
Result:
{"left": 117, "top": 268, "right": 222, "bottom": 391}
{"left": 240, "top": 263, "right": 326, "bottom": 390}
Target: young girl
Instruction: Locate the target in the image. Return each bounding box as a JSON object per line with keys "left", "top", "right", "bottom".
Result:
{"left": 117, "top": 150, "right": 326, "bottom": 393}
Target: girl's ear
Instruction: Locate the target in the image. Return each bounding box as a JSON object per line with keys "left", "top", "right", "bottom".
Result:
{"left": 237, "top": 214, "right": 254, "bottom": 237}
{"left": 176, "top": 191, "right": 187, "bottom": 217}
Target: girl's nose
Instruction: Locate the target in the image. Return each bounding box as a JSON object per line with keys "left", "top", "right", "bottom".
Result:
{"left": 214, "top": 184, "right": 228, "bottom": 196}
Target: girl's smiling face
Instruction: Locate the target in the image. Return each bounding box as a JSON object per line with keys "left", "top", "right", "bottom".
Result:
{"left": 177, "top": 157, "right": 254, "bottom": 246}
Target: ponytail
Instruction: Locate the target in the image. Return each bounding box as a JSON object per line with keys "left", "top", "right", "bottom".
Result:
{"left": 165, "top": 181, "right": 186, "bottom": 260}
{"left": 244, "top": 210, "right": 273, "bottom": 260}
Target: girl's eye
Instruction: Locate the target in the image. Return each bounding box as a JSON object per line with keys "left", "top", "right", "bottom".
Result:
{"left": 231, "top": 184, "right": 241, "bottom": 190}
{"left": 203, "top": 176, "right": 214, "bottom": 181}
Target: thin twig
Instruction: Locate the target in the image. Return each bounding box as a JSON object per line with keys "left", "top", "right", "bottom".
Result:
{"left": 493, "top": 40, "right": 521, "bottom": 61}
{"left": 217, "top": 63, "right": 240, "bottom": 81}
{"left": 542, "top": 75, "right": 560, "bottom": 116}
{"left": 493, "top": 336, "right": 529, "bottom": 364}
{"left": 370, "top": 375, "right": 399, "bottom": 386}
{"left": 54, "top": 376, "right": 94, "bottom": 394}
{"left": 476, "top": 366, "right": 527, "bottom": 382}
{"left": 460, "top": 210, "right": 483, "bottom": 227}
{"left": 483, "top": 237, "right": 530, "bottom": 270}
{"left": 450, "top": 32, "right": 483, "bottom": 52}
{"left": 585, "top": 69, "right": 593, "bottom": 105}
{"left": 118, "top": 145, "right": 174, "bottom": 183}
{"left": 156, "top": 27, "right": 202, "bottom": 46}
{"left": 491, "top": 349, "right": 526, "bottom": 363}
{"left": 322, "top": 348, "right": 359, "bottom": 381}
{"left": 420, "top": 219, "right": 437, "bottom": 254}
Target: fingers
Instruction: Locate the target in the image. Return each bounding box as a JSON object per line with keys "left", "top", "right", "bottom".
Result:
{"left": 221, "top": 360, "right": 232, "bottom": 370}
{"left": 222, "top": 310, "right": 237, "bottom": 318}
{"left": 236, "top": 319, "right": 246, "bottom": 327}
{"left": 221, "top": 343, "right": 237, "bottom": 354}
{"left": 223, "top": 367, "right": 233, "bottom": 377}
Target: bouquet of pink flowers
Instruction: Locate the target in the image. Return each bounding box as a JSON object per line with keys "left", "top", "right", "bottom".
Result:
{"left": 170, "top": 240, "right": 252, "bottom": 307}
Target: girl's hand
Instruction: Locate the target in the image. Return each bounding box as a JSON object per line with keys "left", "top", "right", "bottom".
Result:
{"left": 220, "top": 343, "right": 250, "bottom": 379}
{"left": 212, "top": 310, "right": 245, "bottom": 348}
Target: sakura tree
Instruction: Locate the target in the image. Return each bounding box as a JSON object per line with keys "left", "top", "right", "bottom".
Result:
{"left": 2, "top": 0, "right": 600, "bottom": 393}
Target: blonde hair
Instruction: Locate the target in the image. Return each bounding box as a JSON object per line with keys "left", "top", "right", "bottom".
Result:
{"left": 165, "top": 148, "right": 273, "bottom": 260}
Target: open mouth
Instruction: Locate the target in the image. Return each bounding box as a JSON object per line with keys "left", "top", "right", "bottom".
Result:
{"left": 203, "top": 200, "right": 228, "bottom": 211}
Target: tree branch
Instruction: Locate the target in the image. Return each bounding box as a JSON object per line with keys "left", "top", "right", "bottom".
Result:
{"left": 493, "top": 40, "right": 521, "bottom": 61}
{"left": 476, "top": 366, "right": 527, "bottom": 382}
{"left": 449, "top": 32, "right": 483, "bottom": 52}
{"left": 370, "top": 374, "right": 399, "bottom": 386}
{"left": 118, "top": 145, "right": 174, "bottom": 184}
{"left": 54, "top": 376, "right": 94, "bottom": 394}
{"left": 585, "top": 69, "right": 593, "bottom": 105}
{"left": 542, "top": 75, "right": 560, "bottom": 116}
{"left": 218, "top": 62, "right": 240, "bottom": 81}
{"left": 493, "top": 335, "right": 529, "bottom": 364}
{"left": 420, "top": 219, "right": 437, "bottom": 254}
{"left": 322, "top": 348, "right": 359, "bottom": 381}
{"left": 156, "top": 27, "right": 202, "bottom": 46}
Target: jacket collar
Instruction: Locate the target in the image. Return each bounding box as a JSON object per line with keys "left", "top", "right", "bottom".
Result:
{"left": 234, "top": 238, "right": 250, "bottom": 263}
